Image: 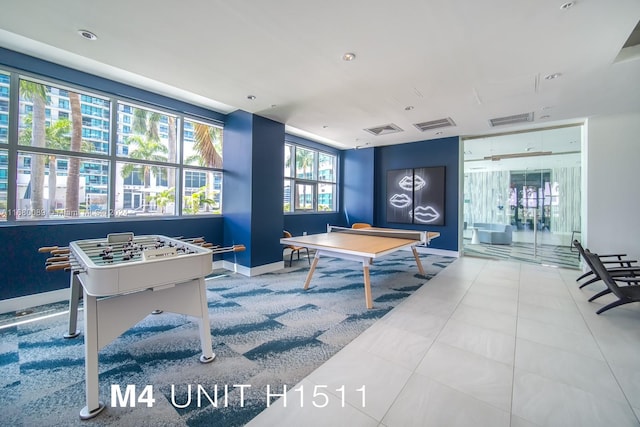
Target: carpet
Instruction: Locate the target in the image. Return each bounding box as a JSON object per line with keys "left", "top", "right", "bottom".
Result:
{"left": 0, "top": 250, "right": 453, "bottom": 426}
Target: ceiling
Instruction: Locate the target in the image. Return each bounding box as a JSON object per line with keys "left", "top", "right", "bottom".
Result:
{"left": 0, "top": 0, "right": 639, "bottom": 150}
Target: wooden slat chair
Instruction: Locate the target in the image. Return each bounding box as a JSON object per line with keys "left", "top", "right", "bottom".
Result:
{"left": 584, "top": 249, "right": 640, "bottom": 314}
{"left": 573, "top": 240, "right": 639, "bottom": 292}
{"left": 282, "top": 230, "right": 310, "bottom": 267}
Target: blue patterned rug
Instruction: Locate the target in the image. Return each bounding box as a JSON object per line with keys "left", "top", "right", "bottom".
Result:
{"left": 0, "top": 251, "right": 453, "bottom": 426}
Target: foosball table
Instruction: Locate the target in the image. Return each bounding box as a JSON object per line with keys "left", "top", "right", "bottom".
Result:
{"left": 39, "top": 232, "right": 244, "bottom": 420}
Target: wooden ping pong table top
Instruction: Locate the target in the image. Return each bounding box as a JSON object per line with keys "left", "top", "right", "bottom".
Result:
{"left": 280, "top": 227, "right": 440, "bottom": 309}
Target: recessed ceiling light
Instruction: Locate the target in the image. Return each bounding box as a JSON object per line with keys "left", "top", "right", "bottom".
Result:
{"left": 247, "top": 95, "right": 256, "bottom": 100}
{"left": 342, "top": 52, "right": 356, "bottom": 61}
{"left": 77, "top": 29, "right": 98, "bottom": 41}
{"left": 560, "top": 2, "right": 575, "bottom": 10}
{"left": 544, "top": 73, "right": 562, "bottom": 80}
{"left": 404, "top": 106, "right": 414, "bottom": 111}
{"left": 322, "top": 125, "right": 328, "bottom": 128}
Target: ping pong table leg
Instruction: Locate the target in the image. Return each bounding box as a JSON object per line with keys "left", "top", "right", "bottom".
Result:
{"left": 362, "top": 263, "right": 373, "bottom": 309}
{"left": 412, "top": 247, "right": 426, "bottom": 276}
{"left": 303, "top": 252, "right": 321, "bottom": 290}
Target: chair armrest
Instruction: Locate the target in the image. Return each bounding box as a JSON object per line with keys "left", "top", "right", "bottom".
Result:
{"left": 598, "top": 253, "right": 627, "bottom": 259}
{"left": 601, "top": 259, "right": 637, "bottom": 266}
{"left": 613, "top": 277, "right": 640, "bottom": 284}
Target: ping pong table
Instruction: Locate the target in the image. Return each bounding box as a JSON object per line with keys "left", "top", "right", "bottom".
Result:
{"left": 280, "top": 225, "right": 440, "bottom": 309}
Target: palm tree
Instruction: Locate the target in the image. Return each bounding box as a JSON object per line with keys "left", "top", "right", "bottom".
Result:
{"left": 167, "top": 116, "right": 177, "bottom": 189}
{"left": 19, "top": 116, "right": 71, "bottom": 215}
{"left": 295, "top": 149, "right": 315, "bottom": 209}
{"left": 121, "top": 135, "right": 168, "bottom": 212}
{"left": 147, "top": 187, "right": 174, "bottom": 214}
{"left": 20, "top": 81, "right": 47, "bottom": 217}
{"left": 193, "top": 122, "right": 222, "bottom": 168}
{"left": 65, "top": 92, "right": 83, "bottom": 216}
{"left": 183, "top": 122, "right": 222, "bottom": 214}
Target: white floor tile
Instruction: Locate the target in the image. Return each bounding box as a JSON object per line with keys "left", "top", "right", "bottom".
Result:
{"left": 304, "top": 345, "right": 412, "bottom": 421}
{"left": 436, "top": 318, "right": 515, "bottom": 365}
{"left": 416, "top": 342, "right": 513, "bottom": 411}
{"left": 514, "top": 338, "right": 627, "bottom": 403}
{"left": 382, "top": 373, "right": 510, "bottom": 427}
{"left": 450, "top": 303, "right": 517, "bottom": 336}
{"left": 512, "top": 369, "right": 639, "bottom": 427}
{"left": 516, "top": 317, "right": 604, "bottom": 360}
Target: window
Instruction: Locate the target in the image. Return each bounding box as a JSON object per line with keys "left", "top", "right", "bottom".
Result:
{"left": 1, "top": 71, "right": 224, "bottom": 222}
{"left": 182, "top": 119, "right": 223, "bottom": 215}
{"left": 284, "top": 142, "right": 337, "bottom": 212}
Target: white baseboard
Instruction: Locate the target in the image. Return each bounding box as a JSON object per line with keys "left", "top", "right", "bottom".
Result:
{"left": 221, "top": 260, "right": 284, "bottom": 277}
{"left": 0, "top": 288, "right": 69, "bottom": 315}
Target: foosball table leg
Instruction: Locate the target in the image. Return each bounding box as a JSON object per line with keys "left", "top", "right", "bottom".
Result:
{"left": 196, "top": 277, "right": 216, "bottom": 364}
{"left": 80, "top": 292, "right": 105, "bottom": 420}
{"left": 64, "top": 273, "right": 81, "bottom": 339}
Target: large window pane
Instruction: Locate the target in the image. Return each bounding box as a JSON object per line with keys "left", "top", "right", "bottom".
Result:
{"left": 284, "top": 144, "right": 293, "bottom": 178}
{"left": 183, "top": 169, "right": 221, "bottom": 215}
{"left": 318, "top": 183, "right": 335, "bottom": 211}
{"left": 117, "top": 102, "right": 177, "bottom": 164}
{"left": 0, "top": 71, "right": 9, "bottom": 145}
{"left": 295, "top": 183, "right": 314, "bottom": 210}
{"left": 283, "top": 179, "right": 292, "bottom": 212}
{"left": 116, "top": 162, "right": 177, "bottom": 216}
{"left": 296, "top": 147, "right": 316, "bottom": 179}
{"left": 19, "top": 79, "right": 110, "bottom": 154}
{"left": 318, "top": 152, "right": 335, "bottom": 182}
{"left": 183, "top": 119, "right": 222, "bottom": 167}
{"left": 16, "top": 151, "right": 109, "bottom": 219}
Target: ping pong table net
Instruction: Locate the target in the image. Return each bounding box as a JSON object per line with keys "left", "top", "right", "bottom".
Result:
{"left": 328, "top": 225, "right": 424, "bottom": 242}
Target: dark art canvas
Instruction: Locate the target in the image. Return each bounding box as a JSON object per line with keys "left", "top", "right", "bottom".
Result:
{"left": 386, "top": 166, "right": 445, "bottom": 226}
{"left": 386, "top": 168, "right": 414, "bottom": 224}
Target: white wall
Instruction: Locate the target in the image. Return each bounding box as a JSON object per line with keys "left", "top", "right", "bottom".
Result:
{"left": 586, "top": 112, "right": 640, "bottom": 259}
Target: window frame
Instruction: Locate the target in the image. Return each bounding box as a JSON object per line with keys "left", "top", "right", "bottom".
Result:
{"left": 0, "top": 67, "right": 224, "bottom": 223}
{"left": 284, "top": 142, "right": 338, "bottom": 213}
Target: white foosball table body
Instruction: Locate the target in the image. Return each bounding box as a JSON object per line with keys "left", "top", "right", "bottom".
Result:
{"left": 67, "top": 235, "right": 216, "bottom": 420}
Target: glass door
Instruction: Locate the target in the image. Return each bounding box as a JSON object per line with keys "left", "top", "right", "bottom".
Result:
{"left": 462, "top": 125, "right": 582, "bottom": 268}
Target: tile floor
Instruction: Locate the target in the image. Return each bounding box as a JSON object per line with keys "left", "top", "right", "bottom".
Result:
{"left": 247, "top": 256, "right": 640, "bottom": 427}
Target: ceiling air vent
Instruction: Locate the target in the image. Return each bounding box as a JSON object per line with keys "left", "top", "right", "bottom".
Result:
{"left": 489, "top": 112, "right": 534, "bottom": 127}
{"left": 363, "top": 123, "right": 403, "bottom": 136}
{"left": 413, "top": 117, "right": 456, "bottom": 132}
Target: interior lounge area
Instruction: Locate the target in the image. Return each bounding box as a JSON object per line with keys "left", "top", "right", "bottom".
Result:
{"left": 1, "top": 2, "right": 640, "bottom": 426}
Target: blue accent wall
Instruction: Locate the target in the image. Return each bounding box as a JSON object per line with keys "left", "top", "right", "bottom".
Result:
{"left": 222, "top": 112, "right": 286, "bottom": 268}
{"left": 343, "top": 148, "right": 375, "bottom": 226}
{"left": 250, "top": 115, "right": 285, "bottom": 266}
{"left": 375, "top": 137, "right": 460, "bottom": 251}
{"left": 0, "top": 217, "right": 223, "bottom": 300}
{"left": 222, "top": 110, "right": 254, "bottom": 267}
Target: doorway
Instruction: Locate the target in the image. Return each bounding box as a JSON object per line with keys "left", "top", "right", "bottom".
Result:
{"left": 462, "top": 125, "right": 583, "bottom": 268}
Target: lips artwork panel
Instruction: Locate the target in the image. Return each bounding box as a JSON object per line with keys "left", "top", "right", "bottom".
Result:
{"left": 412, "top": 166, "right": 445, "bottom": 226}
{"left": 386, "top": 166, "right": 446, "bottom": 225}
{"left": 386, "top": 168, "right": 414, "bottom": 224}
